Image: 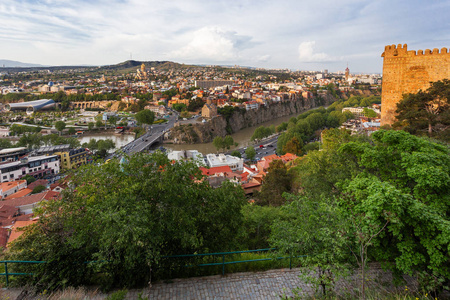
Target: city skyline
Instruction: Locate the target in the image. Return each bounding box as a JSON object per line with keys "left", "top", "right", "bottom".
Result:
{"left": 1, "top": 0, "right": 449, "bottom": 73}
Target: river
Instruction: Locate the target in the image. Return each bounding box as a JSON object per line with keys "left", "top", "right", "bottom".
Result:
{"left": 77, "top": 109, "right": 311, "bottom": 154}
{"left": 78, "top": 133, "right": 135, "bottom": 149}
{"left": 164, "top": 111, "right": 301, "bottom": 154}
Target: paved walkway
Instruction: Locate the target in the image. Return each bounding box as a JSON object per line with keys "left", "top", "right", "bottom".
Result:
{"left": 136, "top": 268, "right": 311, "bottom": 300}
{"left": 1, "top": 266, "right": 415, "bottom": 299}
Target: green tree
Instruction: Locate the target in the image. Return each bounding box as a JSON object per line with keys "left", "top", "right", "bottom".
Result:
{"left": 394, "top": 79, "right": 450, "bottom": 141}
{"left": 245, "top": 147, "right": 256, "bottom": 161}
{"left": 270, "top": 194, "right": 351, "bottom": 296}
{"left": 88, "top": 122, "right": 95, "bottom": 130}
{"left": 135, "top": 109, "right": 155, "bottom": 127}
{"left": 31, "top": 185, "right": 46, "bottom": 194}
{"left": 68, "top": 127, "right": 76, "bottom": 135}
{"left": 363, "top": 107, "right": 377, "bottom": 118}
{"left": 22, "top": 174, "right": 36, "bottom": 184}
{"left": 223, "top": 135, "right": 234, "bottom": 150}
{"left": 7, "top": 153, "right": 246, "bottom": 290}
{"left": 108, "top": 116, "right": 118, "bottom": 127}
{"left": 282, "top": 136, "right": 302, "bottom": 155}
{"left": 54, "top": 121, "right": 66, "bottom": 136}
{"left": 0, "top": 138, "right": 13, "bottom": 149}
{"left": 290, "top": 130, "right": 450, "bottom": 295}
{"left": 230, "top": 150, "right": 241, "bottom": 158}
{"left": 257, "top": 160, "right": 292, "bottom": 206}
{"left": 172, "top": 103, "right": 187, "bottom": 112}
{"left": 96, "top": 120, "right": 104, "bottom": 128}
{"left": 212, "top": 136, "right": 224, "bottom": 152}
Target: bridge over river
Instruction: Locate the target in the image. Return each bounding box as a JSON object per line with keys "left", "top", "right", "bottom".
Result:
{"left": 107, "top": 113, "right": 178, "bottom": 159}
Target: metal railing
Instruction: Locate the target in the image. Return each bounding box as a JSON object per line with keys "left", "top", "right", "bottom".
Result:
{"left": 163, "top": 248, "right": 306, "bottom": 275}
{"left": 0, "top": 260, "right": 46, "bottom": 287}
{"left": 0, "top": 249, "right": 307, "bottom": 286}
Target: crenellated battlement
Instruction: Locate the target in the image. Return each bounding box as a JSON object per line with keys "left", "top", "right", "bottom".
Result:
{"left": 381, "top": 43, "right": 450, "bottom": 125}
{"left": 382, "top": 43, "right": 449, "bottom": 57}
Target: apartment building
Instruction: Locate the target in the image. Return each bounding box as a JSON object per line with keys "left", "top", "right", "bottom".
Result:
{"left": 0, "top": 155, "right": 60, "bottom": 183}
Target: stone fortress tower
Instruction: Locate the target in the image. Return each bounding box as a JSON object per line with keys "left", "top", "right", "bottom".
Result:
{"left": 380, "top": 44, "right": 450, "bottom": 125}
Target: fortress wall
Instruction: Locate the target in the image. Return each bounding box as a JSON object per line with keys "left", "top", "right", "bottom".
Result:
{"left": 381, "top": 44, "right": 450, "bottom": 125}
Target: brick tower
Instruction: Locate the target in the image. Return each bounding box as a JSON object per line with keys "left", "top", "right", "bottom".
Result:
{"left": 380, "top": 44, "right": 450, "bottom": 125}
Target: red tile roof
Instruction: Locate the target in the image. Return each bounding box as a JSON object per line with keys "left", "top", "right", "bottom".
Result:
{"left": 1, "top": 191, "right": 49, "bottom": 208}
{"left": 4, "top": 188, "right": 33, "bottom": 200}
{"left": 199, "top": 166, "right": 233, "bottom": 176}
{"left": 0, "top": 228, "right": 8, "bottom": 248}
{"left": 0, "top": 180, "right": 27, "bottom": 194}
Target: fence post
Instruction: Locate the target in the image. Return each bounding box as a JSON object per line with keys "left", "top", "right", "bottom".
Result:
{"left": 289, "top": 253, "right": 292, "bottom": 270}
{"left": 4, "top": 262, "right": 8, "bottom": 287}
{"left": 222, "top": 255, "right": 225, "bottom": 275}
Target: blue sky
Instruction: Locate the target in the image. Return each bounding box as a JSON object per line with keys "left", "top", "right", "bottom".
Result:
{"left": 1, "top": 0, "right": 449, "bottom": 73}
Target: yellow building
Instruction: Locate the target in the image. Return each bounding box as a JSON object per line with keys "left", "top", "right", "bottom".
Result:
{"left": 55, "top": 148, "right": 88, "bottom": 170}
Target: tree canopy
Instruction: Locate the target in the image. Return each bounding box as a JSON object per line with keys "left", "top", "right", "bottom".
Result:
{"left": 7, "top": 152, "right": 246, "bottom": 290}
{"left": 273, "top": 130, "right": 450, "bottom": 295}
{"left": 394, "top": 79, "right": 450, "bottom": 141}
{"left": 135, "top": 109, "right": 155, "bottom": 126}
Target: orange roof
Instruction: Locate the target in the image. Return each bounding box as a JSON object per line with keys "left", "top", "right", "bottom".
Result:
{"left": 4, "top": 188, "right": 33, "bottom": 200}
{"left": 0, "top": 180, "right": 27, "bottom": 193}
{"left": 0, "top": 228, "right": 8, "bottom": 248}
{"left": 199, "top": 166, "right": 233, "bottom": 176}
{"left": 1, "top": 191, "right": 49, "bottom": 208}
{"left": 281, "top": 153, "right": 298, "bottom": 162}
{"left": 242, "top": 182, "right": 261, "bottom": 188}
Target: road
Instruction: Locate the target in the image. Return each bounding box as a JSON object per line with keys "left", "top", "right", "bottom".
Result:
{"left": 226, "top": 135, "right": 279, "bottom": 161}
{"left": 107, "top": 112, "right": 178, "bottom": 159}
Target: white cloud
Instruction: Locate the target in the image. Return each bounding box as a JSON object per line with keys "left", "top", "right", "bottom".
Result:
{"left": 170, "top": 26, "right": 254, "bottom": 63}
{"left": 255, "top": 55, "right": 271, "bottom": 62}
{"left": 298, "top": 41, "right": 337, "bottom": 63}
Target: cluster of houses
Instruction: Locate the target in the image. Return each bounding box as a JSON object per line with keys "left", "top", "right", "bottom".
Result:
{"left": 340, "top": 104, "right": 381, "bottom": 135}
{"left": 0, "top": 177, "right": 66, "bottom": 248}
{"left": 168, "top": 150, "right": 298, "bottom": 194}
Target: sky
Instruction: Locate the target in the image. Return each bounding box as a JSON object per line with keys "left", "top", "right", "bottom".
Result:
{"left": 0, "top": 0, "right": 449, "bottom": 73}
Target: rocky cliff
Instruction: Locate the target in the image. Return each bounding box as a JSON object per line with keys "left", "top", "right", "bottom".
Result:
{"left": 169, "top": 96, "right": 332, "bottom": 144}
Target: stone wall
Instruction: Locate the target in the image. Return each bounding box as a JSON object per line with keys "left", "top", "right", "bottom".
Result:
{"left": 169, "top": 95, "right": 332, "bottom": 144}
{"left": 381, "top": 44, "right": 450, "bottom": 125}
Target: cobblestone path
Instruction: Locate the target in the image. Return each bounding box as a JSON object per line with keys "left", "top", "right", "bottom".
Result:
{"left": 132, "top": 268, "right": 311, "bottom": 299}
{"left": 1, "top": 265, "right": 417, "bottom": 299}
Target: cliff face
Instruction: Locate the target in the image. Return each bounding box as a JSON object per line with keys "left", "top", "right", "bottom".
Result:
{"left": 169, "top": 96, "right": 331, "bottom": 144}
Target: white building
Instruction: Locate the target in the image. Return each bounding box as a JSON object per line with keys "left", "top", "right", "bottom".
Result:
{"left": 167, "top": 150, "right": 203, "bottom": 165}
{"left": 206, "top": 154, "right": 244, "bottom": 171}
{"left": 244, "top": 101, "right": 259, "bottom": 111}
{"left": 0, "top": 155, "right": 60, "bottom": 183}
{"left": 342, "top": 107, "right": 380, "bottom": 117}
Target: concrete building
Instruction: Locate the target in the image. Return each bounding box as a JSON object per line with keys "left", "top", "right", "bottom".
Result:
{"left": 54, "top": 148, "right": 88, "bottom": 170}
{"left": 201, "top": 103, "right": 217, "bottom": 118}
{"left": 244, "top": 101, "right": 259, "bottom": 111}
{"left": 206, "top": 154, "right": 243, "bottom": 171}
{"left": 0, "top": 155, "right": 60, "bottom": 183}
{"left": 0, "top": 147, "right": 28, "bottom": 162}
{"left": 195, "top": 80, "right": 234, "bottom": 89}
{"left": 167, "top": 150, "right": 203, "bottom": 164}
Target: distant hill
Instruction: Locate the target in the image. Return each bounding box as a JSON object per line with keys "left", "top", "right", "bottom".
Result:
{"left": 0, "top": 59, "right": 47, "bottom": 68}
{"left": 97, "top": 60, "right": 193, "bottom": 72}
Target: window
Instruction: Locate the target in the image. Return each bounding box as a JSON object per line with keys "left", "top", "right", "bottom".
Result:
{"left": 3, "top": 176, "right": 6, "bottom": 180}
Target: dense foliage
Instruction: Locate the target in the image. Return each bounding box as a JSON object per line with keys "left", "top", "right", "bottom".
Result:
{"left": 7, "top": 152, "right": 246, "bottom": 290}
{"left": 394, "top": 79, "right": 450, "bottom": 141}
{"left": 272, "top": 129, "right": 450, "bottom": 296}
